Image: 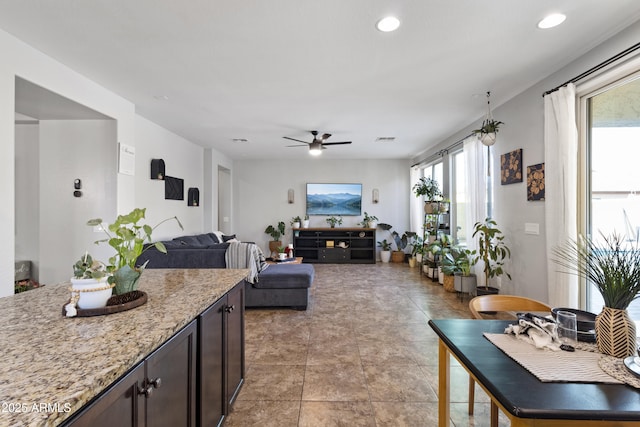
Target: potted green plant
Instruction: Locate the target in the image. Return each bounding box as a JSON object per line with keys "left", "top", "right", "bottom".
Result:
{"left": 265, "top": 221, "right": 286, "bottom": 257}
{"left": 427, "top": 234, "right": 453, "bottom": 283}
{"left": 472, "top": 119, "right": 503, "bottom": 146}
{"left": 291, "top": 216, "right": 302, "bottom": 229}
{"left": 390, "top": 230, "right": 417, "bottom": 263}
{"left": 302, "top": 214, "right": 310, "bottom": 228}
{"left": 359, "top": 212, "right": 379, "bottom": 228}
{"left": 552, "top": 232, "right": 640, "bottom": 358}
{"left": 409, "top": 235, "right": 424, "bottom": 267}
{"left": 472, "top": 218, "right": 511, "bottom": 295}
{"left": 413, "top": 177, "right": 442, "bottom": 214}
{"left": 67, "top": 253, "right": 113, "bottom": 313}
{"left": 377, "top": 239, "right": 392, "bottom": 263}
{"left": 326, "top": 215, "right": 342, "bottom": 228}
{"left": 442, "top": 247, "right": 477, "bottom": 294}
{"left": 88, "top": 208, "right": 183, "bottom": 296}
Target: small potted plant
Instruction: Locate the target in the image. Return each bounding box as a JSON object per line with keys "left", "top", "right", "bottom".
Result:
{"left": 471, "top": 217, "right": 511, "bottom": 295}
{"left": 326, "top": 215, "right": 343, "bottom": 228}
{"left": 265, "top": 221, "right": 286, "bottom": 257}
{"left": 276, "top": 246, "right": 287, "bottom": 261}
{"left": 68, "top": 253, "right": 113, "bottom": 313}
{"left": 302, "top": 214, "right": 310, "bottom": 228}
{"left": 291, "top": 216, "right": 302, "bottom": 229}
{"left": 409, "top": 235, "right": 424, "bottom": 267}
{"left": 360, "top": 212, "right": 378, "bottom": 228}
{"left": 413, "top": 177, "right": 442, "bottom": 213}
{"left": 472, "top": 119, "right": 503, "bottom": 146}
{"left": 377, "top": 239, "right": 392, "bottom": 263}
{"left": 390, "top": 230, "right": 417, "bottom": 263}
{"left": 444, "top": 247, "right": 477, "bottom": 293}
{"left": 88, "top": 208, "right": 183, "bottom": 296}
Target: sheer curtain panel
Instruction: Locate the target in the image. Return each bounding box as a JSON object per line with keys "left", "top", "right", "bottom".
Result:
{"left": 544, "top": 83, "right": 579, "bottom": 308}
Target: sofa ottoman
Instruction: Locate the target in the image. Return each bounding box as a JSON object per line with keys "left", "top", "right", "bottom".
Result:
{"left": 246, "top": 263, "right": 315, "bottom": 310}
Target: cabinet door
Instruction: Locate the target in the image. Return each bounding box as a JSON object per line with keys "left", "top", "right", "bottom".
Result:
{"left": 145, "top": 321, "right": 197, "bottom": 427}
{"left": 225, "top": 283, "right": 245, "bottom": 408}
{"left": 64, "top": 363, "right": 145, "bottom": 427}
{"left": 198, "top": 297, "right": 225, "bottom": 426}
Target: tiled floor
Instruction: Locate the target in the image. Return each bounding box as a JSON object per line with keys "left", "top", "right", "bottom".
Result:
{"left": 226, "top": 263, "right": 511, "bottom": 426}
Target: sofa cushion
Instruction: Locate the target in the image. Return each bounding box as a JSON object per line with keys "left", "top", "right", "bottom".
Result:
{"left": 254, "top": 264, "right": 314, "bottom": 290}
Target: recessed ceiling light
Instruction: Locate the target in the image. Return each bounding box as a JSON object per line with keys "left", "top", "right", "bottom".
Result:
{"left": 376, "top": 16, "right": 400, "bottom": 32}
{"left": 537, "top": 13, "right": 566, "bottom": 29}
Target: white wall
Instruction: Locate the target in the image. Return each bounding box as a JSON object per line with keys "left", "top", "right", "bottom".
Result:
{"left": 0, "top": 28, "right": 136, "bottom": 296}
{"left": 412, "top": 20, "right": 640, "bottom": 304}
{"left": 233, "top": 159, "right": 411, "bottom": 257}
{"left": 134, "top": 115, "right": 204, "bottom": 240}
{"left": 205, "top": 149, "right": 234, "bottom": 233}
{"left": 14, "top": 124, "right": 40, "bottom": 280}
{"left": 38, "top": 120, "right": 117, "bottom": 284}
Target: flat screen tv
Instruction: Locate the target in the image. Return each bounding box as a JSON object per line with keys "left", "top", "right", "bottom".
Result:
{"left": 306, "top": 183, "right": 362, "bottom": 216}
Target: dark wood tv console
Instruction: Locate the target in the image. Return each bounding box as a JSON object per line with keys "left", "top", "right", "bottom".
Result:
{"left": 292, "top": 227, "right": 376, "bottom": 264}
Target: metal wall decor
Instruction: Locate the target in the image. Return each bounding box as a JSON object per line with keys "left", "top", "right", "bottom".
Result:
{"left": 164, "top": 176, "right": 184, "bottom": 200}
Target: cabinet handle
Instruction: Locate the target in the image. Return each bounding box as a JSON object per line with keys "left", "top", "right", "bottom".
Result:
{"left": 225, "top": 305, "right": 235, "bottom": 313}
{"left": 150, "top": 377, "right": 162, "bottom": 389}
{"left": 138, "top": 384, "right": 153, "bottom": 397}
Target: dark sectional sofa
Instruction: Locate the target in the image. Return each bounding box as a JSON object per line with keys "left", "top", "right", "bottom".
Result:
{"left": 137, "top": 233, "right": 314, "bottom": 310}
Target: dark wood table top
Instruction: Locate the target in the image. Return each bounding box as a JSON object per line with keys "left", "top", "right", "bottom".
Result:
{"left": 428, "top": 319, "right": 640, "bottom": 422}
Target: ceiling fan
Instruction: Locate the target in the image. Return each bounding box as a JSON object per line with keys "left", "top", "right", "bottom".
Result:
{"left": 284, "top": 130, "right": 352, "bottom": 155}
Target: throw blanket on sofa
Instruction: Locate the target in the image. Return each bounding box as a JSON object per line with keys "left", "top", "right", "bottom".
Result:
{"left": 225, "top": 242, "right": 269, "bottom": 284}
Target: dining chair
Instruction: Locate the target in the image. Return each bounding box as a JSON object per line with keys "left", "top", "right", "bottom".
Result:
{"left": 468, "top": 295, "right": 552, "bottom": 427}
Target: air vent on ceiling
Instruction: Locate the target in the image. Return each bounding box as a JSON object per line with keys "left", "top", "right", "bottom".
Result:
{"left": 375, "top": 137, "right": 396, "bottom": 142}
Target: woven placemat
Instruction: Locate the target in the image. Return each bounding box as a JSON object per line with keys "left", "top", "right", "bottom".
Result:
{"left": 484, "top": 333, "right": 622, "bottom": 384}
{"left": 598, "top": 356, "right": 640, "bottom": 389}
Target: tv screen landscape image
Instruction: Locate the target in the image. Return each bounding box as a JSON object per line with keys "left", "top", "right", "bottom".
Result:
{"left": 306, "top": 183, "right": 362, "bottom": 216}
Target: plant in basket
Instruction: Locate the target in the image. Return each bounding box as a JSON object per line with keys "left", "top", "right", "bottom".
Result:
{"left": 88, "top": 208, "right": 183, "bottom": 296}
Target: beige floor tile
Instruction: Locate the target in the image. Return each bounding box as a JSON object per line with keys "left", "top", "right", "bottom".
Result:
{"left": 237, "top": 364, "right": 305, "bottom": 400}
{"left": 225, "top": 400, "right": 300, "bottom": 427}
{"left": 306, "top": 341, "right": 361, "bottom": 365}
{"left": 357, "top": 341, "right": 417, "bottom": 365}
{"left": 371, "top": 401, "right": 440, "bottom": 426}
{"left": 302, "top": 364, "right": 370, "bottom": 401}
{"left": 299, "top": 401, "right": 376, "bottom": 427}
{"left": 252, "top": 341, "right": 308, "bottom": 365}
{"left": 364, "top": 364, "right": 438, "bottom": 402}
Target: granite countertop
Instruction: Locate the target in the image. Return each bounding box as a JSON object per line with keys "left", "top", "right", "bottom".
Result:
{"left": 0, "top": 268, "right": 248, "bottom": 427}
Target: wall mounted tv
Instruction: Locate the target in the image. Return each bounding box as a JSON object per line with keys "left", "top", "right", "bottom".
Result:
{"left": 306, "top": 183, "right": 362, "bottom": 216}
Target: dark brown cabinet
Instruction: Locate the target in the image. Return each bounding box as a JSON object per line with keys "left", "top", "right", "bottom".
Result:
{"left": 64, "top": 282, "right": 244, "bottom": 427}
{"left": 65, "top": 321, "right": 197, "bottom": 427}
{"left": 293, "top": 228, "right": 376, "bottom": 264}
{"left": 198, "top": 282, "right": 244, "bottom": 427}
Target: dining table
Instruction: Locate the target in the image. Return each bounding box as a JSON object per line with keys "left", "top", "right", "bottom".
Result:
{"left": 428, "top": 318, "right": 640, "bottom": 426}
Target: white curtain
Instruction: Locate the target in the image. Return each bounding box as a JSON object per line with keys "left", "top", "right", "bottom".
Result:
{"left": 544, "top": 83, "right": 578, "bottom": 308}
{"left": 463, "top": 136, "right": 488, "bottom": 287}
{"left": 409, "top": 167, "right": 423, "bottom": 234}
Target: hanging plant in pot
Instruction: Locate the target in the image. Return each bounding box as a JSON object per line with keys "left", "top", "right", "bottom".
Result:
{"left": 88, "top": 208, "right": 183, "bottom": 296}
{"left": 552, "top": 232, "right": 640, "bottom": 358}
{"left": 472, "top": 91, "right": 504, "bottom": 147}
{"left": 472, "top": 218, "right": 511, "bottom": 295}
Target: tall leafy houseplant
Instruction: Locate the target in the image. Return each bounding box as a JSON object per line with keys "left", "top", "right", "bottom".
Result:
{"left": 413, "top": 177, "right": 442, "bottom": 215}
{"left": 472, "top": 218, "right": 511, "bottom": 291}
{"left": 552, "top": 232, "right": 640, "bottom": 357}
{"left": 88, "top": 208, "right": 183, "bottom": 295}
{"left": 265, "top": 221, "right": 286, "bottom": 257}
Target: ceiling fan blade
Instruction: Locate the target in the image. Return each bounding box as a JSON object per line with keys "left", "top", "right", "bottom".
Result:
{"left": 321, "top": 141, "right": 352, "bottom": 146}
{"left": 321, "top": 133, "right": 332, "bottom": 140}
{"left": 286, "top": 144, "right": 309, "bottom": 147}
{"left": 283, "top": 136, "right": 310, "bottom": 144}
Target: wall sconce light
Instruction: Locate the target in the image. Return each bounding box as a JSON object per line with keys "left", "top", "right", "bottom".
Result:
{"left": 288, "top": 189, "right": 294, "bottom": 204}
{"left": 372, "top": 188, "right": 379, "bottom": 204}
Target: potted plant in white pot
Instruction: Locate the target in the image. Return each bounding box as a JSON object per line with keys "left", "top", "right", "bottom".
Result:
{"left": 377, "top": 239, "right": 392, "bottom": 263}
{"left": 265, "top": 221, "right": 286, "bottom": 257}
{"left": 552, "top": 232, "right": 640, "bottom": 358}
{"left": 472, "top": 218, "right": 511, "bottom": 296}
{"left": 409, "top": 235, "right": 424, "bottom": 268}
{"left": 359, "top": 212, "right": 379, "bottom": 229}
{"left": 67, "top": 253, "right": 113, "bottom": 315}
{"left": 291, "top": 216, "right": 302, "bottom": 229}
{"left": 302, "top": 214, "right": 310, "bottom": 228}
{"left": 88, "top": 208, "right": 183, "bottom": 296}
{"left": 413, "top": 177, "right": 442, "bottom": 214}
{"left": 472, "top": 118, "right": 503, "bottom": 146}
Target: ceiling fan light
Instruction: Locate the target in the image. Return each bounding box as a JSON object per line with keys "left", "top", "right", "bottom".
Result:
{"left": 309, "top": 142, "right": 322, "bottom": 155}
{"left": 376, "top": 16, "right": 400, "bottom": 32}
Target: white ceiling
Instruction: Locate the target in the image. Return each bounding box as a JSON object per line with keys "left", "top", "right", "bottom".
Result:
{"left": 2, "top": 1, "right": 640, "bottom": 160}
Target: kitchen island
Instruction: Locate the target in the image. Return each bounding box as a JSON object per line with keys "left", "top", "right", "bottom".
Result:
{"left": 0, "top": 268, "right": 248, "bottom": 427}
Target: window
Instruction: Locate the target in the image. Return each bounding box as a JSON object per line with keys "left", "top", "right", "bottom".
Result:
{"left": 451, "top": 149, "right": 467, "bottom": 245}
{"left": 582, "top": 72, "right": 640, "bottom": 322}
